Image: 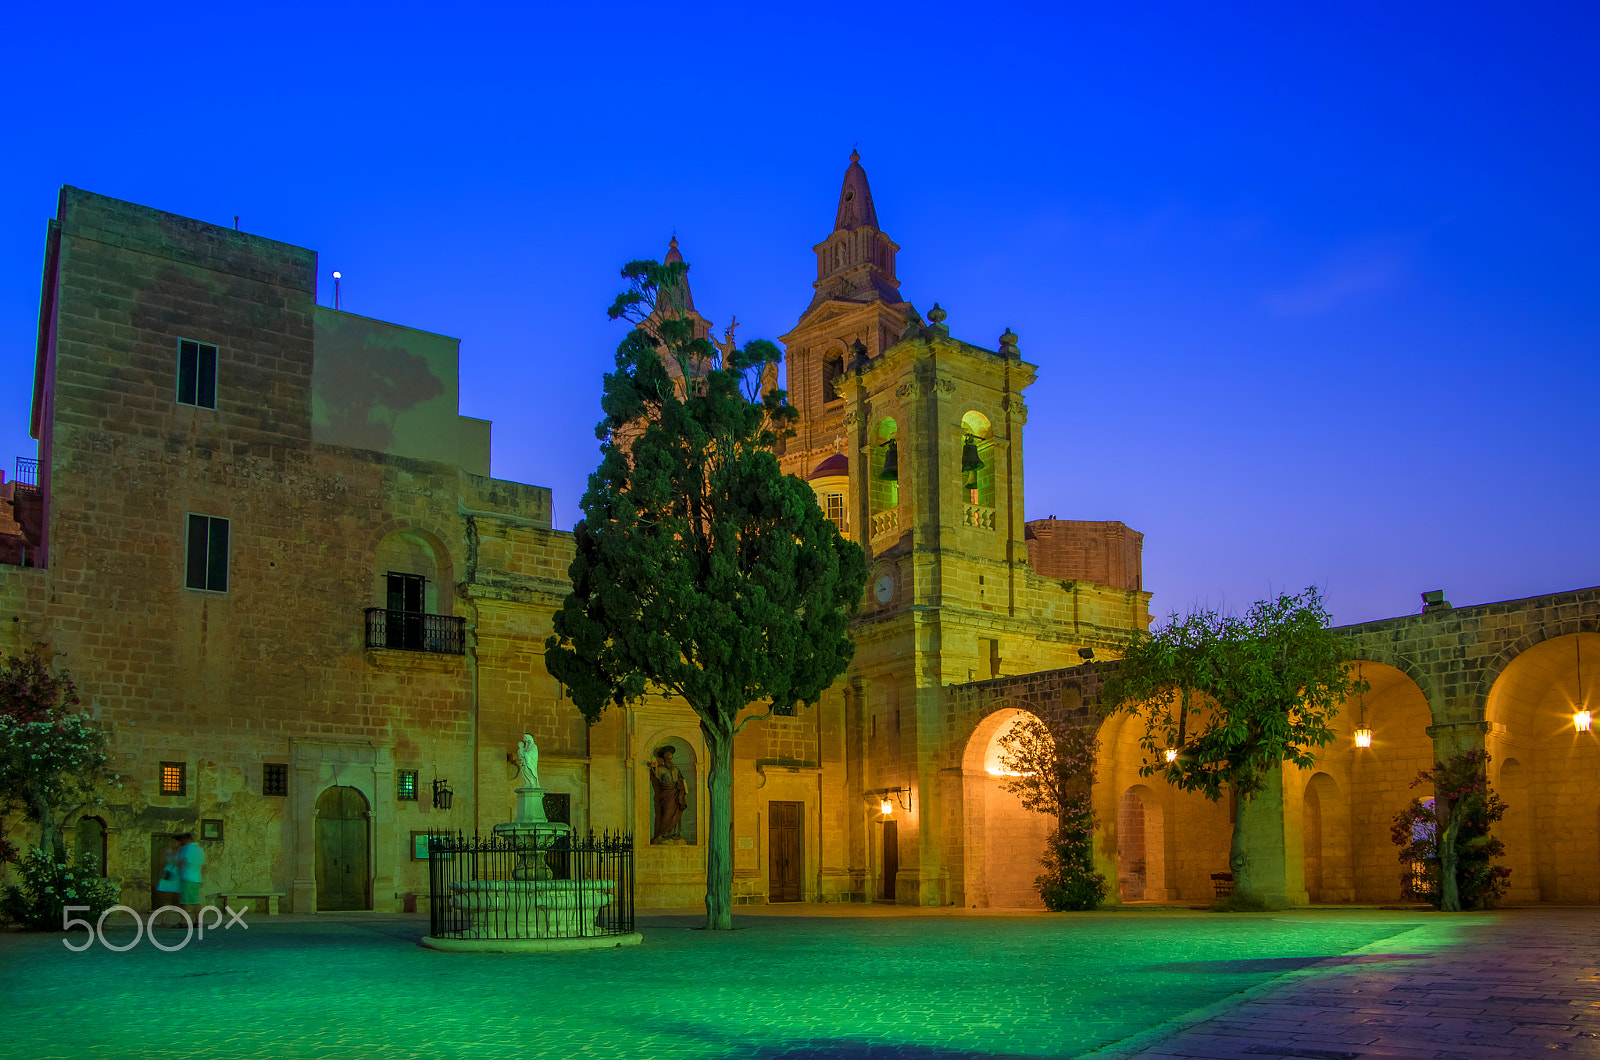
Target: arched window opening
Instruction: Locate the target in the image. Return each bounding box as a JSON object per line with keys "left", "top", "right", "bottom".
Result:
{"left": 75, "top": 815, "right": 108, "bottom": 876}
{"left": 871, "top": 418, "right": 899, "bottom": 519}
{"left": 821, "top": 350, "right": 845, "bottom": 403}
{"left": 960, "top": 411, "right": 995, "bottom": 514}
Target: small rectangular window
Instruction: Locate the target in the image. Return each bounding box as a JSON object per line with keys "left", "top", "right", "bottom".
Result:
{"left": 177, "top": 339, "right": 218, "bottom": 409}
{"left": 397, "top": 770, "right": 418, "bottom": 801}
{"left": 185, "top": 514, "right": 229, "bottom": 592}
{"left": 262, "top": 763, "right": 288, "bottom": 797}
{"left": 160, "top": 762, "right": 186, "bottom": 796}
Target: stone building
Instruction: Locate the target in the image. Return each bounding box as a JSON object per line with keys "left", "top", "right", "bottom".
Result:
{"left": 3, "top": 161, "right": 1594, "bottom": 914}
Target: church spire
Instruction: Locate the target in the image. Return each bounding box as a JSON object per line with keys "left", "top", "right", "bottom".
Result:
{"left": 659, "top": 236, "right": 696, "bottom": 312}
{"left": 834, "top": 149, "right": 879, "bottom": 231}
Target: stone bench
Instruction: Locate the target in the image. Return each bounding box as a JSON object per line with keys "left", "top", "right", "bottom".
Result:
{"left": 212, "top": 892, "right": 285, "bottom": 915}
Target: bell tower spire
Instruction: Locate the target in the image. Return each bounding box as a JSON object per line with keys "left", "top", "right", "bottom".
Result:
{"left": 834, "top": 150, "right": 880, "bottom": 231}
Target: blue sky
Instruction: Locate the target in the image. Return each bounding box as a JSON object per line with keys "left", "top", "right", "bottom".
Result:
{"left": 2, "top": 1, "right": 1595, "bottom": 625}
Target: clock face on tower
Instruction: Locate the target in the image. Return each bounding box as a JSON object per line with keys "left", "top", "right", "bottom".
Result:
{"left": 874, "top": 574, "right": 894, "bottom": 605}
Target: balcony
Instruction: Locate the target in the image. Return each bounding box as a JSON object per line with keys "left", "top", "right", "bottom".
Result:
{"left": 869, "top": 509, "right": 899, "bottom": 541}
{"left": 963, "top": 504, "right": 996, "bottom": 531}
{"left": 364, "top": 608, "right": 465, "bottom": 655}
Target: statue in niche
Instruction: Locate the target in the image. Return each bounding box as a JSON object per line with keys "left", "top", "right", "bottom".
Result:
{"left": 516, "top": 734, "right": 541, "bottom": 789}
{"left": 647, "top": 745, "right": 689, "bottom": 843}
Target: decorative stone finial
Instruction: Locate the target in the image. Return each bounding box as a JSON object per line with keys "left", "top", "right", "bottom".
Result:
{"left": 927, "top": 303, "right": 949, "bottom": 337}
{"left": 999, "top": 327, "right": 1019, "bottom": 358}
{"left": 850, "top": 148, "right": 860, "bottom": 163}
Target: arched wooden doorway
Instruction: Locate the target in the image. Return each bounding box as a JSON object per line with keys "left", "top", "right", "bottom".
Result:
{"left": 315, "top": 786, "right": 371, "bottom": 911}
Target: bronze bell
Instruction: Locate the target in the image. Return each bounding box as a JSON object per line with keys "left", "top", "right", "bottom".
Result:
{"left": 961, "top": 435, "right": 984, "bottom": 473}
{"left": 879, "top": 439, "right": 899, "bottom": 481}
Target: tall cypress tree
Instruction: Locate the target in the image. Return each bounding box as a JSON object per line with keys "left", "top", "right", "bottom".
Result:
{"left": 546, "top": 258, "right": 867, "bottom": 929}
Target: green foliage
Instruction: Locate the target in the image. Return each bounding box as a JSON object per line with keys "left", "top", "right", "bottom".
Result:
{"left": 0, "top": 650, "right": 116, "bottom": 860}
{"left": 996, "top": 718, "right": 1106, "bottom": 910}
{"left": 547, "top": 256, "right": 868, "bottom": 928}
{"left": 1099, "top": 588, "right": 1360, "bottom": 903}
{"left": 1099, "top": 588, "right": 1360, "bottom": 801}
{"left": 0, "top": 847, "right": 119, "bottom": 930}
{"left": 1390, "top": 749, "right": 1509, "bottom": 911}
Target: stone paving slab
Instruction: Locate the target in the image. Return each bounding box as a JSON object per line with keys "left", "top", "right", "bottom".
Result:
{"left": 1099, "top": 908, "right": 1600, "bottom": 1060}
{"left": 0, "top": 906, "right": 1594, "bottom": 1058}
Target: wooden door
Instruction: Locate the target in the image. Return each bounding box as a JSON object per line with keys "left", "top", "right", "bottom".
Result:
{"left": 767, "top": 801, "right": 803, "bottom": 902}
{"left": 315, "top": 786, "right": 371, "bottom": 910}
{"left": 881, "top": 821, "right": 899, "bottom": 901}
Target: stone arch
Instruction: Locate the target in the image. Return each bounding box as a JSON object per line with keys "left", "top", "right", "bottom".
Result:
{"left": 1093, "top": 705, "right": 1234, "bottom": 903}
{"left": 1482, "top": 631, "right": 1600, "bottom": 903}
{"left": 959, "top": 707, "right": 1053, "bottom": 908}
{"left": 1346, "top": 642, "right": 1440, "bottom": 720}
{"left": 959, "top": 410, "right": 996, "bottom": 509}
{"left": 1116, "top": 784, "right": 1168, "bottom": 902}
{"left": 1475, "top": 617, "right": 1600, "bottom": 711}
{"left": 871, "top": 417, "right": 899, "bottom": 518}
{"left": 1319, "top": 660, "right": 1434, "bottom": 902}
{"left": 1301, "top": 771, "right": 1352, "bottom": 902}
{"left": 73, "top": 814, "right": 108, "bottom": 876}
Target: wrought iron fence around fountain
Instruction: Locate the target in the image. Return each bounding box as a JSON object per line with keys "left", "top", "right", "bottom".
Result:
{"left": 427, "top": 830, "right": 634, "bottom": 941}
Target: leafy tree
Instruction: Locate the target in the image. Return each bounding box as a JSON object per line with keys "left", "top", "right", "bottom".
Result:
{"left": 1390, "top": 749, "right": 1509, "bottom": 911}
{"left": 996, "top": 715, "right": 1106, "bottom": 910}
{"left": 1099, "top": 588, "right": 1361, "bottom": 905}
{"left": 546, "top": 257, "right": 868, "bottom": 930}
{"left": 0, "top": 649, "right": 116, "bottom": 863}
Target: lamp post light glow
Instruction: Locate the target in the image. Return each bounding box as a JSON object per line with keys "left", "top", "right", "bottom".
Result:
{"left": 1163, "top": 747, "right": 1179, "bottom": 763}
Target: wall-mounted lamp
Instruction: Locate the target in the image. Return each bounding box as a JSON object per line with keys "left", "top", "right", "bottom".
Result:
{"left": 1353, "top": 663, "right": 1373, "bottom": 748}
{"left": 1576, "top": 637, "right": 1592, "bottom": 733}
{"left": 432, "top": 778, "right": 454, "bottom": 811}
{"left": 1163, "top": 748, "right": 1179, "bottom": 763}
{"left": 867, "top": 787, "right": 912, "bottom": 815}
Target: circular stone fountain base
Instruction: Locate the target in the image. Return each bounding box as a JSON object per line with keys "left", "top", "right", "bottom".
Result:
{"left": 419, "top": 932, "right": 643, "bottom": 953}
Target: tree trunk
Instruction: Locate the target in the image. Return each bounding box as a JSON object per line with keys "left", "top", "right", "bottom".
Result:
{"left": 1438, "top": 799, "right": 1461, "bottom": 912}
{"left": 1227, "top": 803, "right": 1250, "bottom": 899}
{"left": 32, "top": 792, "right": 63, "bottom": 863}
{"left": 702, "top": 718, "right": 735, "bottom": 930}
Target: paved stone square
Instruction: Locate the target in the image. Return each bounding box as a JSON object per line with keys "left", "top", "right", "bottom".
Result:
{"left": 0, "top": 906, "right": 1594, "bottom": 1059}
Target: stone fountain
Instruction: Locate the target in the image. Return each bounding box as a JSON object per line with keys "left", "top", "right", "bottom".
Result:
{"left": 420, "top": 735, "right": 641, "bottom": 953}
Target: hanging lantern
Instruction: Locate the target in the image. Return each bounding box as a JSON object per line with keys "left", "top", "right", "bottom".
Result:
{"left": 1578, "top": 638, "right": 1593, "bottom": 732}
{"left": 1354, "top": 663, "right": 1372, "bottom": 749}
{"left": 880, "top": 796, "right": 893, "bottom": 815}
{"left": 879, "top": 439, "right": 899, "bottom": 481}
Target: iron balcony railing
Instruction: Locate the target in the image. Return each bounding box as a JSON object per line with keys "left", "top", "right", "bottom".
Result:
{"left": 364, "top": 608, "right": 466, "bottom": 655}
{"left": 13, "top": 457, "right": 38, "bottom": 490}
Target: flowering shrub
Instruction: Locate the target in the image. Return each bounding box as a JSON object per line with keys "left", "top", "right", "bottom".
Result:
{"left": 0, "top": 650, "right": 116, "bottom": 860}
{"left": 0, "top": 847, "right": 119, "bottom": 930}
{"left": 1390, "top": 749, "right": 1510, "bottom": 911}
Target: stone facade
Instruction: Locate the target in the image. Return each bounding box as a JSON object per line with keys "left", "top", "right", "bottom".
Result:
{"left": 5, "top": 164, "right": 1592, "bottom": 917}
